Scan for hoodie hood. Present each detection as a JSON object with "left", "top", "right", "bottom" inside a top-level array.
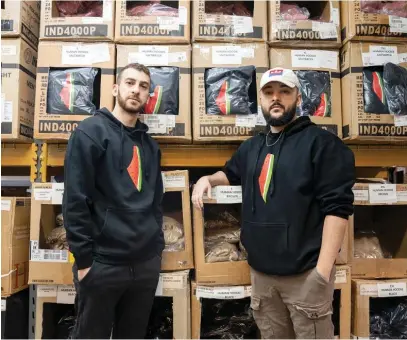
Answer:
[{"left": 96, "top": 108, "right": 149, "bottom": 172}]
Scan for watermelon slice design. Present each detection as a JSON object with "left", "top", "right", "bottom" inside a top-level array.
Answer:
[
  {"left": 258, "top": 154, "right": 275, "bottom": 203},
  {"left": 127, "top": 145, "right": 143, "bottom": 192},
  {"left": 145, "top": 85, "right": 163, "bottom": 114},
  {"left": 60, "top": 72, "right": 75, "bottom": 112},
  {"left": 372, "top": 71, "right": 386, "bottom": 105},
  {"left": 215, "top": 80, "right": 231, "bottom": 115},
  {"left": 315, "top": 92, "right": 329, "bottom": 117}
]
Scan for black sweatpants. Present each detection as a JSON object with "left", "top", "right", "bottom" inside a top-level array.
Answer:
[{"left": 72, "top": 255, "right": 161, "bottom": 339}]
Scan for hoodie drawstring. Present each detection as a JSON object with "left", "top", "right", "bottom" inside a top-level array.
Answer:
[{"left": 120, "top": 124, "right": 125, "bottom": 172}]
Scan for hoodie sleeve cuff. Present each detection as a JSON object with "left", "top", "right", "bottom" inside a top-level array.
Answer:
[{"left": 75, "top": 253, "right": 94, "bottom": 270}]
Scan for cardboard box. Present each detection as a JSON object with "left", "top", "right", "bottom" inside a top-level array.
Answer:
[
  {"left": 351, "top": 183, "right": 407, "bottom": 279},
  {"left": 192, "top": 186, "right": 251, "bottom": 286},
  {"left": 341, "top": 1, "right": 407, "bottom": 45},
  {"left": 269, "top": 1, "right": 341, "bottom": 47},
  {"left": 1, "top": 1, "right": 40, "bottom": 49},
  {"left": 34, "top": 271, "right": 191, "bottom": 339},
  {"left": 1, "top": 198, "right": 30, "bottom": 297},
  {"left": 116, "top": 45, "right": 192, "bottom": 143},
  {"left": 334, "top": 266, "right": 351, "bottom": 339},
  {"left": 34, "top": 41, "right": 115, "bottom": 140},
  {"left": 29, "top": 183, "right": 73, "bottom": 285},
  {"left": 192, "top": 43, "right": 268, "bottom": 143},
  {"left": 192, "top": 0, "right": 267, "bottom": 43},
  {"left": 161, "top": 171, "right": 194, "bottom": 271},
  {"left": 269, "top": 47, "right": 342, "bottom": 138},
  {"left": 115, "top": 0, "right": 190, "bottom": 43},
  {"left": 40, "top": 0, "right": 114, "bottom": 41},
  {"left": 351, "top": 278, "right": 407, "bottom": 338},
  {"left": 341, "top": 42, "right": 407, "bottom": 142},
  {"left": 1, "top": 38, "right": 37, "bottom": 142}
]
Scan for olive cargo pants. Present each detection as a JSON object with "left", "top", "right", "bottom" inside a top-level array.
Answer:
[{"left": 250, "top": 266, "right": 335, "bottom": 339}]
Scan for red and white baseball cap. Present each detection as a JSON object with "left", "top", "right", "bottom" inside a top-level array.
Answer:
[{"left": 260, "top": 68, "right": 300, "bottom": 90}]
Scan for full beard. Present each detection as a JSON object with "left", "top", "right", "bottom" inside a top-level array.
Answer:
[
  {"left": 117, "top": 90, "right": 144, "bottom": 115},
  {"left": 262, "top": 103, "right": 297, "bottom": 127}
]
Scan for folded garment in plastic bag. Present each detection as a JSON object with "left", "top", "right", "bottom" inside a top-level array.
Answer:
[
  {"left": 56, "top": 1, "right": 103, "bottom": 17},
  {"left": 146, "top": 296, "right": 173, "bottom": 339},
  {"left": 205, "top": 1, "right": 252, "bottom": 17},
  {"left": 56, "top": 213, "right": 64, "bottom": 227},
  {"left": 47, "top": 68, "right": 98, "bottom": 115},
  {"left": 205, "top": 226, "right": 241, "bottom": 244},
  {"left": 384, "top": 63, "right": 407, "bottom": 116},
  {"left": 360, "top": 1, "right": 407, "bottom": 18},
  {"left": 354, "top": 230, "right": 387, "bottom": 259},
  {"left": 127, "top": 1, "right": 179, "bottom": 17},
  {"left": 280, "top": 3, "right": 310, "bottom": 20},
  {"left": 295, "top": 71, "right": 331, "bottom": 117},
  {"left": 47, "top": 226, "right": 69, "bottom": 251},
  {"left": 162, "top": 216, "right": 185, "bottom": 251},
  {"left": 145, "top": 67, "right": 179, "bottom": 115},
  {"left": 363, "top": 68, "right": 390, "bottom": 114},
  {"left": 205, "top": 66, "right": 256, "bottom": 115},
  {"left": 56, "top": 310, "right": 76, "bottom": 339},
  {"left": 205, "top": 242, "right": 240, "bottom": 263}
]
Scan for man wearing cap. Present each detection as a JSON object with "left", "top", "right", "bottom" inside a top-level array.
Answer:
[{"left": 192, "top": 68, "right": 355, "bottom": 339}]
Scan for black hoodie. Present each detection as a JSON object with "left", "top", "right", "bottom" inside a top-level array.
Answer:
[
  {"left": 223, "top": 116, "right": 355, "bottom": 276},
  {"left": 63, "top": 108, "right": 164, "bottom": 270}
]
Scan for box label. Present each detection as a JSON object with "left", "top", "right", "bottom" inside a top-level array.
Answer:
[
  {"left": 276, "top": 28, "right": 337, "bottom": 41},
  {"left": 45, "top": 25, "right": 108, "bottom": 37},
  {"left": 235, "top": 115, "right": 257, "bottom": 128},
  {"left": 57, "top": 286, "right": 76, "bottom": 304},
  {"left": 200, "top": 124, "right": 253, "bottom": 137},
  {"left": 31, "top": 241, "right": 69, "bottom": 263},
  {"left": 330, "top": 5, "right": 340, "bottom": 26},
  {"left": 378, "top": 282, "right": 407, "bottom": 297},
  {"left": 196, "top": 286, "right": 246, "bottom": 300},
  {"left": 1, "top": 45, "right": 16, "bottom": 56},
  {"left": 397, "top": 191, "right": 407, "bottom": 202},
  {"left": 356, "top": 24, "right": 407, "bottom": 37},
  {"left": 359, "top": 124, "right": 407, "bottom": 137},
  {"left": 178, "top": 6, "right": 188, "bottom": 25},
  {"left": 62, "top": 44, "right": 110, "bottom": 65},
  {"left": 212, "top": 46, "right": 242, "bottom": 65},
  {"left": 164, "top": 174, "right": 185, "bottom": 189},
  {"left": 335, "top": 269, "right": 347, "bottom": 284},
  {"left": 399, "top": 53, "right": 407, "bottom": 64},
  {"left": 143, "top": 115, "right": 168, "bottom": 134},
  {"left": 369, "top": 184, "right": 397, "bottom": 204},
  {"left": 291, "top": 50, "right": 338, "bottom": 70},
  {"left": 103, "top": 0, "right": 113, "bottom": 21},
  {"left": 1, "top": 299, "right": 6, "bottom": 312},
  {"left": 216, "top": 186, "right": 242, "bottom": 204},
  {"left": 312, "top": 21, "right": 337, "bottom": 39},
  {"left": 1, "top": 98, "right": 13, "bottom": 123},
  {"left": 353, "top": 189, "right": 369, "bottom": 202},
  {"left": 199, "top": 24, "right": 261, "bottom": 38},
  {"left": 157, "top": 16, "right": 180, "bottom": 31},
  {"left": 129, "top": 46, "right": 169, "bottom": 66},
  {"left": 389, "top": 16, "right": 407, "bottom": 33},
  {"left": 155, "top": 275, "right": 164, "bottom": 296},
  {"left": 360, "top": 284, "right": 378, "bottom": 296},
  {"left": 368, "top": 45, "right": 399, "bottom": 66},
  {"left": 34, "top": 188, "right": 52, "bottom": 201},
  {"left": 37, "top": 285, "right": 58, "bottom": 297},
  {"left": 394, "top": 115, "right": 407, "bottom": 127},
  {"left": 1, "top": 200, "right": 11, "bottom": 211},
  {"left": 231, "top": 16, "right": 253, "bottom": 34},
  {"left": 120, "top": 24, "right": 184, "bottom": 37},
  {"left": 52, "top": 183, "right": 64, "bottom": 205},
  {"left": 168, "top": 52, "right": 187, "bottom": 63},
  {"left": 257, "top": 106, "right": 267, "bottom": 126},
  {"left": 162, "top": 274, "right": 186, "bottom": 290}
]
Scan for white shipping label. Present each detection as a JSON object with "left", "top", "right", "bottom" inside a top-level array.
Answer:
[
  {"left": 212, "top": 46, "right": 242, "bottom": 65},
  {"left": 164, "top": 174, "right": 185, "bottom": 189},
  {"left": 90, "top": 44, "right": 110, "bottom": 64},
  {"left": 235, "top": 115, "right": 257, "bottom": 128},
  {"left": 103, "top": 0, "right": 113, "bottom": 20},
  {"left": 157, "top": 16, "right": 180, "bottom": 31},
  {"left": 312, "top": 21, "right": 337, "bottom": 39},
  {"left": 57, "top": 286, "right": 76, "bottom": 304},
  {"left": 166, "top": 115, "right": 176, "bottom": 128},
  {"left": 292, "top": 50, "right": 320, "bottom": 68},
  {"left": 2, "top": 101, "right": 13, "bottom": 123},
  {"left": 52, "top": 183, "right": 64, "bottom": 205},
  {"left": 241, "top": 48, "right": 254, "bottom": 59},
  {"left": 216, "top": 186, "right": 242, "bottom": 204},
  {"left": 368, "top": 46, "right": 399, "bottom": 66},
  {"left": 1, "top": 299, "right": 6, "bottom": 312},
  {"left": 178, "top": 6, "right": 188, "bottom": 25},
  {"left": 335, "top": 269, "right": 347, "bottom": 284},
  {"left": 162, "top": 274, "right": 186, "bottom": 290},
  {"left": 244, "top": 286, "right": 252, "bottom": 297},
  {"left": 353, "top": 189, "right": 369, "bottom": 202},
  {"left": 1, "top": 93, "right": 5, "bottom": 118},
  {"left": 62, "top": 44, "right": 110, "bottom": 65},
  {"left": 330, "top": 6, "right": 340, "bottom": 26},
  {"left": 378, "top": 282, "right": 407, "bottom": 297},
  {"left": 319, "top": 51, "right": 339, "bottom": 70},
  {"left": 37, "top": 285, "right": 58, "bottom": 297},
  {"left": 257, "top": 106, "right": 267, "bottom": 126},
  {"left": 1, "top": 200, "right": 11, "bottom": 211},
  {"left": 168, "top": 52, "right": 187, "bottom": 63},
  {"left": 399, "top": 53, "right": 407, "bottom": 64},
  {"left": 232, "top": 16, "right": 253, "bottom": 34},
  {"left": 155, "top": 275, "right": 164, "bottom": 296},
  {"left": 394, "top": 115, "right": 407, "bottom": 127},
  {"left": 196, "top": 286, "right": 246, "bottom": 300},
  {"left": 362, "top": 52, "right": 375, "bottom": 67},
  {"left": 397, "top": 191, "right": 407, "bottom": 202},
  {"left": 144, "top": 115, "right": 167, "bottom": 134},
  {"left": 389, "top": 15, "right": 407, "bottom": 33},
  {"left": 1, "top": 45, "right": 17, "bottom": 56},
  {"left": 31, "top": 249, "right": 69, "bottom": 263},
  {"left": 34, "top": 188, "right": 52, "bottom": 201},
  {"left": 368, "top": 184, "right": 397, "bottom": 204},
  {"left": 137, "top": 46, "right": 169, "bottom": 66},
  {"left": 360, "top": 284, "right": 378, "bottom": 296}
]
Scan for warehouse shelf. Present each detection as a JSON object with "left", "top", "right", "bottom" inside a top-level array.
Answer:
[{"left": 1, "top": 143, "right": 38, "bottom": 181}]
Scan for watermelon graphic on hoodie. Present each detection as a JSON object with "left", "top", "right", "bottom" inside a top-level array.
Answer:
[
  {"left": 258, "top": 154, "right": 275, "bottom": 203},
  {"left": 363, "top": 68, "right": 389, "bottom": 114}
]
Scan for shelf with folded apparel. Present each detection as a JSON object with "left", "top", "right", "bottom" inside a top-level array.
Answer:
[
  {"left": 31, "top": 142, "right": 407, "bottom": 182},
  {"left": 1, "top": 143, "right": 38, "bottom": 181}
]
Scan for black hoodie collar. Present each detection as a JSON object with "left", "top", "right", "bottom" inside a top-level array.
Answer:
[
  {"left": 96, "top": 108, "right": 149, "bottom": 134},
  {"left": 260, "top": 116, "right": 314, "bottom": 137}
]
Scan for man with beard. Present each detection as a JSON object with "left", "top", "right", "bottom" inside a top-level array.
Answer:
[
  {"left": 192, "top": 68, "right": 355, "bottom": 339},
  {"left": 63, "top": 63, "right": 164, "bottom": 339}
]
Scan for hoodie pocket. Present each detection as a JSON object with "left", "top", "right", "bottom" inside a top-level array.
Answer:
[
  {"left": 96, "top": 208, "right": 160, "bottom": 259},
  {"left": 242, "top": 221, "right": 288, "bottom": 262}
]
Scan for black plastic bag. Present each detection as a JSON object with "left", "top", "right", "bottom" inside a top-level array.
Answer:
[
  {"left": 47, "top": 67, "right": 99, "bottom": 115},
  {"left": 146, "top": 296, "right": 173, "bottom": 339},
  {"left": 295, "top": 70, "right": 331, "bottom": 117},
  {"left": 363, "top": 67, "right": 389, "bottom": 114},
  {"left": 205, "top": 66, "right": 256, "bottom": 116},
  {"left": 384, "top": 62, "right": 407, "bottom": 116},
  {"left": 145, "top": 67, "right": 179, "bottom": 115}
]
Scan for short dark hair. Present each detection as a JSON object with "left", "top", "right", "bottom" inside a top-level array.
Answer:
[{"left": 117, "top": 63, "right": 150, "bottom": 83}]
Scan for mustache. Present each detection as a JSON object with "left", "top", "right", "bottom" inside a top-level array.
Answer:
[{"left": 270, "top": 103, "right": 284, "bottom": 110}]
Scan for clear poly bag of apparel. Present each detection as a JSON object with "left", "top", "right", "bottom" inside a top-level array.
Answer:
[
  {"left": 126, "top": 1, "right": 179, "bottom": 17},
  {"left": 55, "top": 1, "right": 103, "bottom": 17},
  {"left": 280, "top": 3, "right": 310, "bottom": 20},
  {"left": 47, "top": 67, "right": 99, "bottom": 115},
  {"left": 360, "top": 1, "right": 407, "bottom": 17},
  {"left": 145, "top": 67, "right": 179, "bottom": 115},
  {"left": 162, "top": 216, "right": 185, "bottom": 252},
  {"left": 295, "top": 71, "right": 331, "bottom": 117},
  {"left": 204, "top": 1, "right": 253, "bottom": 17},
  {"left": 383, "top": 62, "right": 407, "bottom": 116},
  {"left": 363, "top": 67, "right": 389, "bottom": 114},
  {"left": 205, "top": 66, "right": 256, "bottom": 116}
]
